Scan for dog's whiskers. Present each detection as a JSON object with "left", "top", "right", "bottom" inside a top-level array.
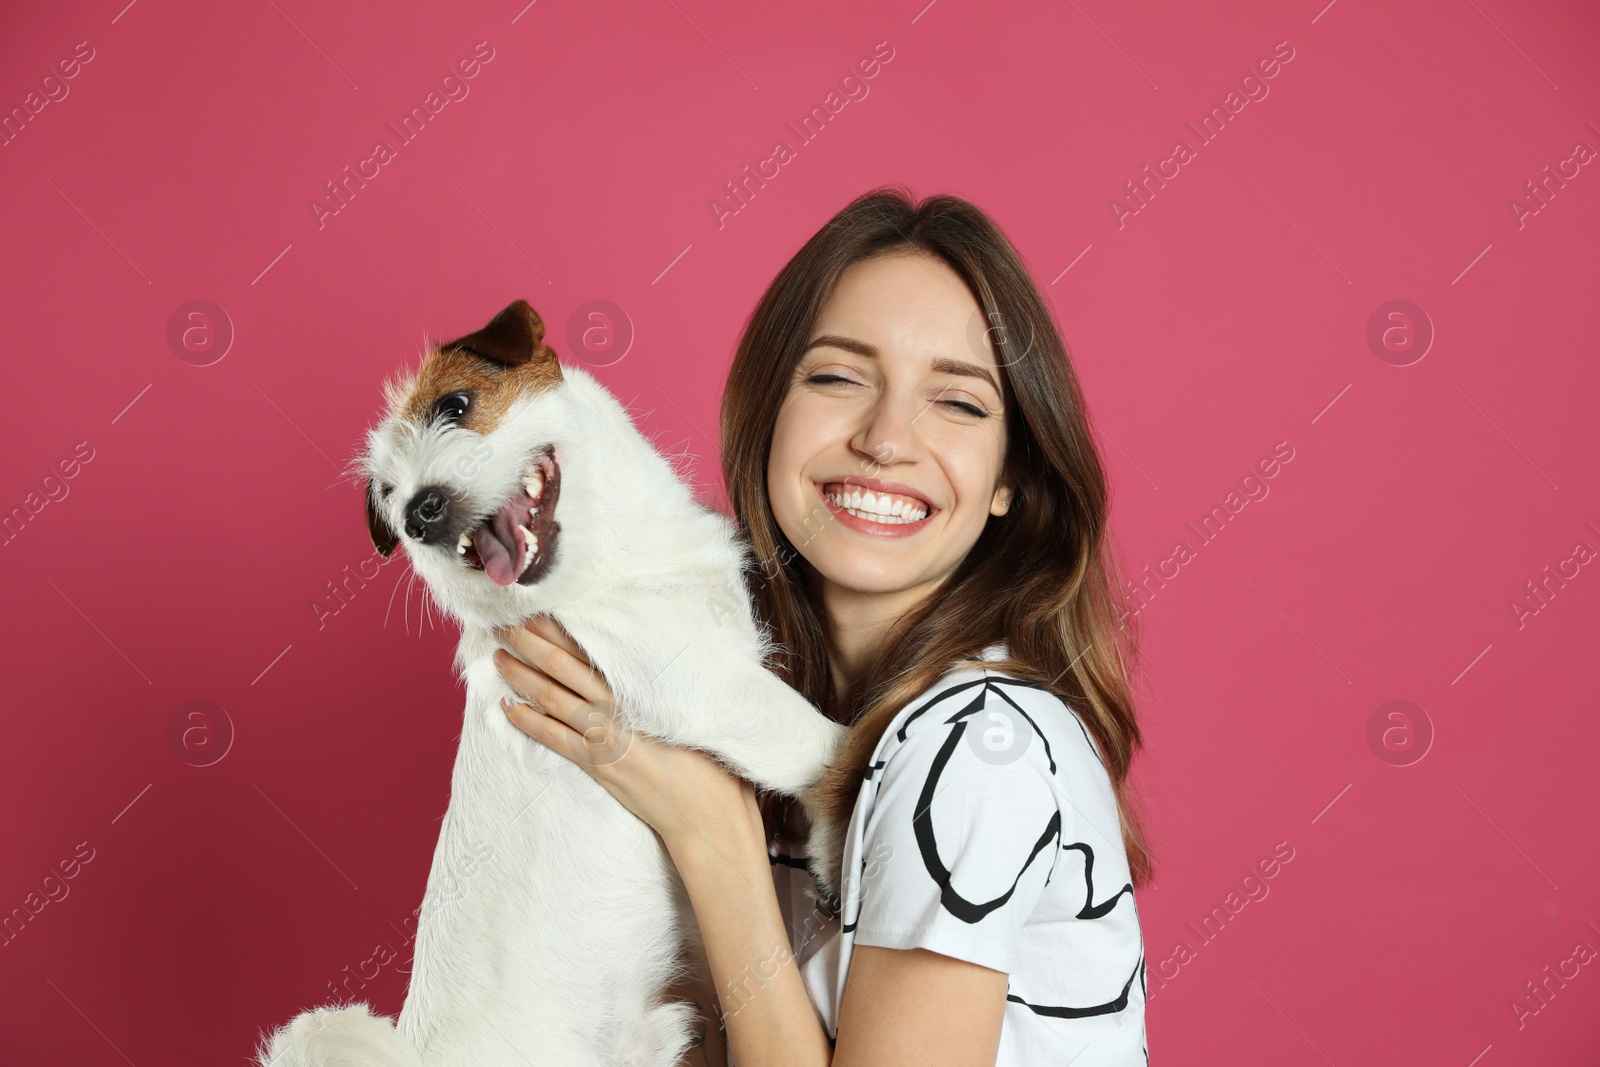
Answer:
[
  {"left": 383, "top": 558, "right": 414, "bottom": 630},
  {"left": 413, "top": 572, "right": 430, "bottom": 638},
  {"left": 404, "top": 567, "right": 446, "bottom": 639},
  {"left": 404, "top": 566, "right": 419, "bottom": 637},
  {"left": 420, "top": 576, "right": 440, "bottom": 636}
]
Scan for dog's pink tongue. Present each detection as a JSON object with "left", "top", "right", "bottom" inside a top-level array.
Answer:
[
  {"left": 472, "top": 519, "right": 519, "bottom": 586},
  {"left": 472, "top": 492, "right": 533, "bottom": 586}
]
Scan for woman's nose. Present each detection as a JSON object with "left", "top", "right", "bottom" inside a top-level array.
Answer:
[{"left": 850, "top": 391, "right": 920, "bottom": 467}]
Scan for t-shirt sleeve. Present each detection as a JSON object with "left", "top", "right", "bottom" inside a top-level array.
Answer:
[{"left": 850, "top": 691, "right": 1064, "bottom": 974}]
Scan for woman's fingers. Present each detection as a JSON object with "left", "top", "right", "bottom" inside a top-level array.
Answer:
[
  {"left": 501, "top": 691, "right": 633, "bottom": 771},
  {"left": 498, "top": 617, "right": 614, "bottom": 708},
  {"left": 493, "top": 643, "right": 626, "bottom": 760},
  {"left": 494, "top": 647, "right": 586, "bottom": 728},
  {"left": 500, "top": 696, "right": 560, "bottom": 746},
  {"left": 501, "top": 698, "right": 590, "bottom": 765},
  {"left": 493, "top": 615, "right": 633, "bottom": 771},
  {"left": 528, "top": 614, "right": 589, "bottom": 665}
]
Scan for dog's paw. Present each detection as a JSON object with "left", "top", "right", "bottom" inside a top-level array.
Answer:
[
  {"left": 802, "top": 809, "right": 848, "bottom": 909},
  {"left": 255, "top": 1002, "right": 422, "bottom": 1067}
]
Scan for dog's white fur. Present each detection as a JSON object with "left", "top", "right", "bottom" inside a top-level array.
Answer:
[{"left": 255, "top": 347, "right": 845, "bottom": 1066}]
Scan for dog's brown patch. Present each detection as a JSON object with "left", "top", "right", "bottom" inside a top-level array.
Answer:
[{"left": 400, "top": 299, "right": 564, "bottom": 436}]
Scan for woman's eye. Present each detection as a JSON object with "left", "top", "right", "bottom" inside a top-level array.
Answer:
[
  {"left": 937, "top": 396, "right": 990, "bottom": 418},
  {"left": 806, "top": 374, "right": 992, "bottom": 419}
]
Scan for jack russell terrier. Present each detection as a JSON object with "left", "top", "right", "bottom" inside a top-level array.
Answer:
[{"left": 255, "top": 299, "right": 845, "bottom": 1067}]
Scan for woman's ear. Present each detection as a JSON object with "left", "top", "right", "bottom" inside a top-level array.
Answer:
[{"left": 989, "top": 478, "right": 1014, "bottom": 517}]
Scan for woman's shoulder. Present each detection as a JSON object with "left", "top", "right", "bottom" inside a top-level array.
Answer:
[{"left": 871, "top": 643, "right": 1107, "bottom": 779}]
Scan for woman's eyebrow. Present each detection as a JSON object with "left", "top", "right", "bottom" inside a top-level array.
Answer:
[{"left": 804, "top": 335, "right": 1000, "bottom": 394}]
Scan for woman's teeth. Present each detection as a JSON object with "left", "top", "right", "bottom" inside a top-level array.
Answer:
[{"left": 823, "top": 486, "right": 928, "bottom": 524}]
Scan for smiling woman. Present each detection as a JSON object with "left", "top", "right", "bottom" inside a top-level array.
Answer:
[
  {"left": 494, "top": 186, "right": 1154, "bottom": 1067},
  {"left": 721, "top": 187, "right": 1154, "bottom": 1064}
]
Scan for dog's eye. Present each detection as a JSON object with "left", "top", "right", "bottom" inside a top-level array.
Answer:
[
  {"left": 436, "top": 392, "right": 471, "bottom": 424},
  {"left": 380, "top": 484, "right": 394, "bottom": 500}
]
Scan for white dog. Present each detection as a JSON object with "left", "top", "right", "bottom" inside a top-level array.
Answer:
[{"left": 255, "top": 300, "right": 845, "bottom": 1067}]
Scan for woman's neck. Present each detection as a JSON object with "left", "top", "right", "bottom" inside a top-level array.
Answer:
[{"left": 818, "top": 576, "right": 939, "bottom": 703}]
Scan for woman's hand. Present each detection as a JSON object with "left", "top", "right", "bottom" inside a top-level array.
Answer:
[{"left": 491, "top": 615, "right": 764, "bottom": 856}]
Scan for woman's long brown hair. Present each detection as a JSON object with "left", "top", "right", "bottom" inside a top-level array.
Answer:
[{"left": 720, "top": 186, "right": 1154, "bottom": 889}]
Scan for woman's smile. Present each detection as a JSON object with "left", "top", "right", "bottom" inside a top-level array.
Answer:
[{"left": 815, "top": 477, "right": 936, "bottom": 537}]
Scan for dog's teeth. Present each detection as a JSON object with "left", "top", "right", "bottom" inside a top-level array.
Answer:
[
  {"left": 457, "top": 532, "right": 472, "bottom": 555},
  {"left": 523, "top": 472, "right": 545, "bottom": 499},
  {"left": 517, "top": 525, "right": 538, "bottom": 572}
]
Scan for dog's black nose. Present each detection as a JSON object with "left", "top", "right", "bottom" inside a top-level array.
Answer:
[{"left": 404, "top": 486, "right": 454, "bottom": 543}]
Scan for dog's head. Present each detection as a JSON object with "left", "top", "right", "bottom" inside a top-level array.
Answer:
[{"left": 361, "top": 300, "right": 574, "bottom": 613}]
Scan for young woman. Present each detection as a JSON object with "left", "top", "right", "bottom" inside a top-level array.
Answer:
[{"left": 491, "top": 187, "right": 1154, "bottom": 1065}]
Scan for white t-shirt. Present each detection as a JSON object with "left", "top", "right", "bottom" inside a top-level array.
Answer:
[{"left": 768, "top": 647, "right": 1149, "bottom": 1064}]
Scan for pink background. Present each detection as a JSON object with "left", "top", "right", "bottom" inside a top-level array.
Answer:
[{"left": 2, "top": 0, "right": 1597, "bottom": 1063}]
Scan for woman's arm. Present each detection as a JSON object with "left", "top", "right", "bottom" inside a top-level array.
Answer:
[
  {"left": 672, "top": 815, "right": 1009, "bottom": 1067},
  {"left": 665, "top": 787, "right": 832, "bottom": 1067},
  {"left": 493, "top": 617, "right": 1008, "bottom": 1066},
  {"left": 835, "top": 946, "right": 1007, "bottom": 1066}
]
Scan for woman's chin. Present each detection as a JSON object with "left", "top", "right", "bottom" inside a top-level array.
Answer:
[{"left": 812, "top": 561, "right": 942, "bottom": 602}]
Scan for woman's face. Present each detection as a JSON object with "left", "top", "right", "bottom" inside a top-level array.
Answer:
[{"left": 767, "top": 251, "right": 1012, "bottom": 606}]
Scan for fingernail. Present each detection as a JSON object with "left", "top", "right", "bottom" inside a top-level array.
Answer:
[{"left": 500, "top": 695, "right": 514, "bottom": 709}]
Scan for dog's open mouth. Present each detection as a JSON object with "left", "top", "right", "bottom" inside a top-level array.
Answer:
[{"left": 457, "top": 449, "right": 561, "bottom": 586}]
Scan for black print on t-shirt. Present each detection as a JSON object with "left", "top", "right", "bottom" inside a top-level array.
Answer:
[
  {"left": 913, "top": 684, "right": 1063, "bottom": 923},
  {"left": 904, "top": 676, "right": 1146, "bottom": 1022}
]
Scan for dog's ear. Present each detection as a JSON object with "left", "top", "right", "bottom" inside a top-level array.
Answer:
[
  {"left": 366, "top": 482, "right": 398, "bottom": 558},
  {"left": 440, "top": 299, "right": 560, "bottom": 371}
]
